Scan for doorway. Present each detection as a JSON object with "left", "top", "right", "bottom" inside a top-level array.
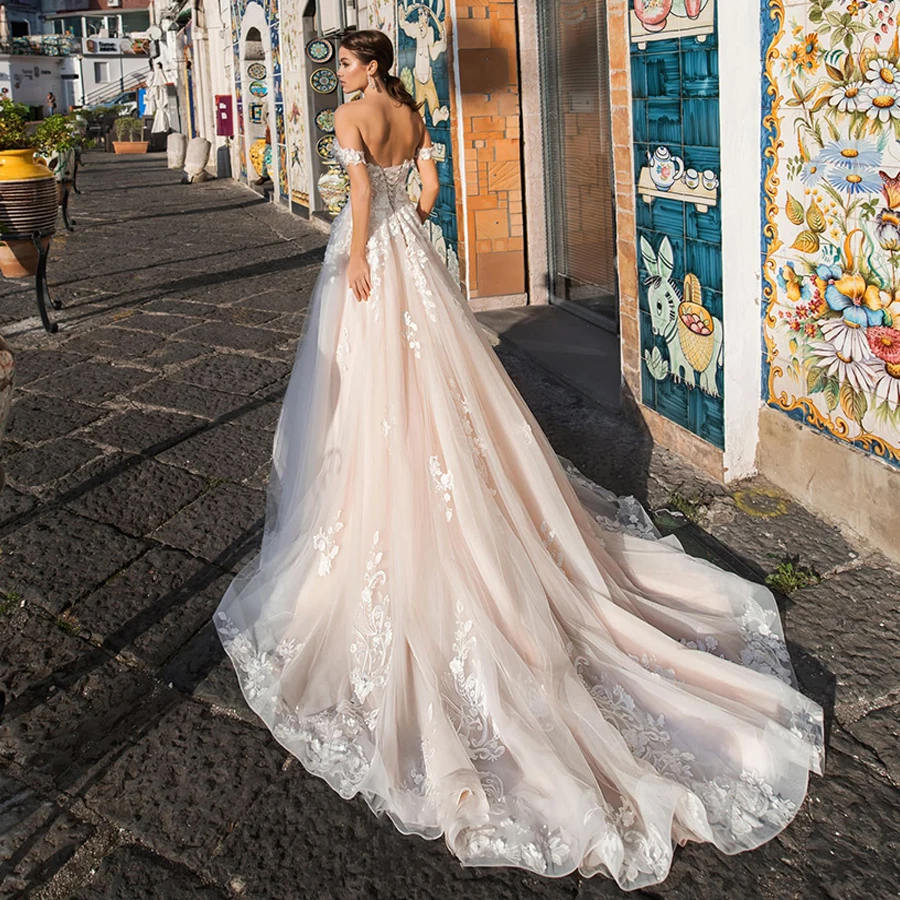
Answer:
[{"left": 537, "top": 0, "right": 618, "bottom": 334}]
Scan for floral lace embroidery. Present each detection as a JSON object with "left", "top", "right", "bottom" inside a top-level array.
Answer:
[
  {"left": 444, "top": 599, "right": 506, "bottom": 761},
  {"left": 336, "top": 326, "right": 350, "bottom": 373},
  {"left": 679, "top": 597, "right": 795, "bottom": 685},
  {"left": 214, "top": 611, "right": 306, "bottom": 705},
  {"left": 312, "top": 511, "right": 344, "bottom": 576},
  {"left": 380, "top": 413, "right": 395, "bottom": 450},
  {"left": 519, "top": 421, "right": 535, "bottom": 445},
  {"left": 567, "top": 639, "right": 801, "bottom": 853},
  {"left": 349, "top": 531, "right": 393, "bottom": 729},
  {"left": 447, "top": 376, "right": 497, "bottom": 497},
  {"left": 417, "top": 145, "right": 435, "bottom": 161},
  {"left": 539, "top": 520, "right": 565, "bottom": 569},
  {"left": 272, "top": 699, "right": 371, "bottom": 799},
  {"left": 429, "top": 455, "right": 454, "bottom": 522},
  {"left": 561, "top": 461, "right": 660, "bottom": 541},
  {"left": 403, "top": 310, "right": 421, "bottom": 358},
  {"left": 335, "top": 144, "right": 366, "bottom": 167}
]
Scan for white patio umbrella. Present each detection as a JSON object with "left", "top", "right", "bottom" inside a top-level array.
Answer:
[{"left": 146, "top": 64, "right": 171, "bottom": 134}]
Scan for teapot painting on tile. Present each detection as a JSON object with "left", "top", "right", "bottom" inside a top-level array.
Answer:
[{"left": 631, "top": 0, "right": 715, "bottom": 46}]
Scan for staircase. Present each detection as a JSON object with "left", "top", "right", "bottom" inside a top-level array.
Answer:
[{"left": 81, "top": 69, "right": 149, "bottom": 107}]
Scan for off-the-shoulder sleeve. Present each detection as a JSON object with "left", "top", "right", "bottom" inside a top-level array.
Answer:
[
  {"left": 334, "top": 144, "right": 366, "bottom": 167},
  {"left": 416, "top": 144, "right": 434, "bottom": 161}
]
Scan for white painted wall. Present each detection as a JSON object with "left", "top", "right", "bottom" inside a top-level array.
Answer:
[
  {"left": 719, "top": 5, "right": 762, "bottom": 482},
  {"left": 0, "top": 56, "right": 65, "bottom": 109}
]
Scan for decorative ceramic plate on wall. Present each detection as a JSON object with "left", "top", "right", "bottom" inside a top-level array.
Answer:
[
  {"left": 247, "top": 61, "right": 267, "bottom": 80},
  {"left": 316, "top": 134, "right": 336, "bottom": 161},
  {"left": 248, "top": 80, "right": 268, "bottom": 98},
  {"left": 306, "top": 39, "right": 333, "bottom": 63},
  {"left": 315, "top": 108, "right": 335, "bottom": 133},
  {"left": 310, "top": 67, "right": 338, "bottom": 94}
]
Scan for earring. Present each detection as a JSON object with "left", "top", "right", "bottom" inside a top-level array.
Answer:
[{"left": 367, "top": 72, "right": 376, "bottom": 91}]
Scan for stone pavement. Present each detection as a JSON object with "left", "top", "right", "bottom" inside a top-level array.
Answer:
[{"left": 0, "top": 154, "right": 897, "bottom": 900}]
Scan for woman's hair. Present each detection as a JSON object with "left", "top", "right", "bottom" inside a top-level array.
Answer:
[{"left": 340, "top": 30, "right": 423, "bottom": 112}]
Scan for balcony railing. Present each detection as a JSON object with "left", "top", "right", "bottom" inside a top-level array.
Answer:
[{"left": 0, "top": 35, "right": 82, "bottom": 57}]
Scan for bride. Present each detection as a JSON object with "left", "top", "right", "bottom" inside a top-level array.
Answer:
[{"left": 214, "top": 29, "right": 825, "bottom": 891}]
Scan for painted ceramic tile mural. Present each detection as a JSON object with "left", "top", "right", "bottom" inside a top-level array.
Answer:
[
  {"left": 763, "top": 0, "right": 900, "bottom": 467},
  {"left": 397, "top": 0, "right": 459, "bottom": 282},
  {"left": 631, "top": 0, "right": 724, "bottom": 448},
  {"left": 230, "top": 0, "right": 285, "bottom": 192},
  {"left": 280, "top": 0, "right": 310, "bottom": 207}
]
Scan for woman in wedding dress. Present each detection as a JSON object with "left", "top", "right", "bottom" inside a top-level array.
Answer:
[{"left": 214, "top": 29, "right": 825, "bottom": 891}]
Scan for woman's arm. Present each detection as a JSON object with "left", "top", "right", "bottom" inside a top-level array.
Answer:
[
  {"left": 415, "top": 128, "right": 439, "bottom": 225},
  {"left": 334, "top": 106, "right": 373, "bottom": 301}
]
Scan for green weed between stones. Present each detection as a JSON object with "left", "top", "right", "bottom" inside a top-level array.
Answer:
[
  {"left": 764, "top": 557, "right": 821, "bottom": 595},
  {"left": 666, "top": 490, "right": 706, "bottom": 523},
  {"left": 0, "top": 589, "right": 22, "bottom": 615},
  {"left": 55, "top": 613, "right": 81, "bottom": 635}
]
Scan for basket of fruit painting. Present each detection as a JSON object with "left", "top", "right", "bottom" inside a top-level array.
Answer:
[{"left": 677, "top": 298, "right": 715, "bottom": 372}]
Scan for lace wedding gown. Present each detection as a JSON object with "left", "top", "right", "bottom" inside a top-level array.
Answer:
[{"left": 214, "top": 141, "right": 825, "bottom": 891}]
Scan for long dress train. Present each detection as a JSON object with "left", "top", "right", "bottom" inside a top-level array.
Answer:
[{"left": 213, "top": 141, "right": 825, "bottom": 892}]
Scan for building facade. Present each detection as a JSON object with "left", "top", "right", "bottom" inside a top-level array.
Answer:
[{"left": 175, "top": 0, "right": 900, "bottom": 561}]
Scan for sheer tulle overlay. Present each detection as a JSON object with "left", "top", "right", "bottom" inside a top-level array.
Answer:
[{"left": 214, "top": 142, "right": 825, "bottom": 891}]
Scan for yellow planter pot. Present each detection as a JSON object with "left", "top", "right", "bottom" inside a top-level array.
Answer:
[{"left": 0, "top": 148, "right": 52, "bottom": 181}]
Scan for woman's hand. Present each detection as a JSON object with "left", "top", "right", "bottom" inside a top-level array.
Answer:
[
  {"left": 348, "top": 253, "right": 371, "bottom": 302},
  {"left": 415, "top": 204, "right": 430, "bottom": 225}
]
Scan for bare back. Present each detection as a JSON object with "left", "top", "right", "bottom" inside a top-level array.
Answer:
[{"left": 342, "top": 96, "right": 425, "bottom": 168}]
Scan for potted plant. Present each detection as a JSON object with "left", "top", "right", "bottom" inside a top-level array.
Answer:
[
  {"left": 0, "top": 99, "right": 57, "bottom": 278},
  {"left": 112, "top": 116, "right": 148, "bottom": 154},
  {"left": 34, "top": 113, "right": 79, "bottom": 202}
]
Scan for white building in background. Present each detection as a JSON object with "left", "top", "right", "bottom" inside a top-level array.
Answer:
[{"left": 0, "top": 0, "right": 156, "bottom": 113}]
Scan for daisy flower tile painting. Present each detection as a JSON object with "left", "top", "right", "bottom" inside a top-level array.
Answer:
[{"left": 764, "top": 0, "right": 900, "bottom": 466}]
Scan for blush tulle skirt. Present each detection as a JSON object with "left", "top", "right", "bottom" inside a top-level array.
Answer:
[{"left": 214, "top": 199, "right": 825, "bottom": 891}]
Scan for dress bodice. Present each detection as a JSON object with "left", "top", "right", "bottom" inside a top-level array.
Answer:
[{"left": 333, "top": 141, "right": 433, "bottom": 220}]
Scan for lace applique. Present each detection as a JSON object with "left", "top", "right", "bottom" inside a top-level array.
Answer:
[
  {"left": 417, "top": 145, "right": 435, "bottom": 161},
  {"left": 443, "top": 599, "right": 506, "bottom": 761},
  {"left": 349, "top": 531, "right": 393, "bottom": 728},
  {"left": 539, "top": 521, "right": 565, "bottom": 570},
  {"left": 215, "top": 612, "right": 306, "bottom": 704},
  {"left": 428, "top": 455, "right": 454, "bottom": 522},
  {"left": 312, "top": 511, "right": 344, "bottom": 576},
  {"left": 380, "top": 413, "right": 395, "bottom": 448},
  {"left": 628, "top": 652, "right": 678, "bottom": 683},
  {"left": 447, "top": 376, "right": 498, "bottom": 497},
  {"left": 561, "top": 461, "right": 659, "bottom": 541},
  {"left": 335, "top": 144, "right": 366, "bottom": 167},
  {"left": 272, "top": 699, "right": 371, "bottom": 798},
  {"left": 336, "top": 326, "right": 350, "bottom": 372},
  {"left": 519, "top": 422, "right": 534, "bottom": 445},
  {"left": 402, "top": 310, "right": 421, "bottom": 358},
  {"left": 366, "top": 240, "right": 387, "bottom": 321},
  {"left": 403, "top": 237, "right": 438, "bottom": 322},
  {"left": 567, "top": 639, "right": 801, "bottom": 856},
  {"left": 678, "top": 598, "right": 795, "bottom": 685}
]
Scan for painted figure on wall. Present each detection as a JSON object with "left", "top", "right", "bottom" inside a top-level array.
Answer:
[
  {"left": 763, "top": 0, "right": 900, "bottom": 466},
  {"left": 400, "top": 3, "right": 449, "bottom": 125}
]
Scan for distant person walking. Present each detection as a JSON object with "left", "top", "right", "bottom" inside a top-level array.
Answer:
[{"left": 46, "top": 92, "right": 57, "bottom": 118}]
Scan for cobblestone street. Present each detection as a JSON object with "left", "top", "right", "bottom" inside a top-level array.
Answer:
[{"left": 0, "top": 155, "right": 897, "bottom": 899}]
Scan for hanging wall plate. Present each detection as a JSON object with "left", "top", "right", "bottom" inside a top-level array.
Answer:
[
  {"left": 306, "top": 39, "right": 333, "bottom": 63},
  {"left": 310, "top": 67, "right": 338, "bottom": 94},
  {"left": 247, "top": 61, "right": 267, "bottom": 80},
  {"left": 316, "top": 134, "right": 336, "bottom": 160},
  {"left": 248, "top": 80, "right": 268, "bottom": 98},
  {"left": 315, "top": 108, "right": 335, "bottom": 133}
]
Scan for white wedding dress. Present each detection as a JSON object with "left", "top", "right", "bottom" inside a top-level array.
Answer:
[{"left": 214, "top": 141, "right": 825, "bottom": 891}]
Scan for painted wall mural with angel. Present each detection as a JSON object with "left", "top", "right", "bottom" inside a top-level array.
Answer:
[{"left": 398, "top": 0, "right": 459, "bottom": 282}]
